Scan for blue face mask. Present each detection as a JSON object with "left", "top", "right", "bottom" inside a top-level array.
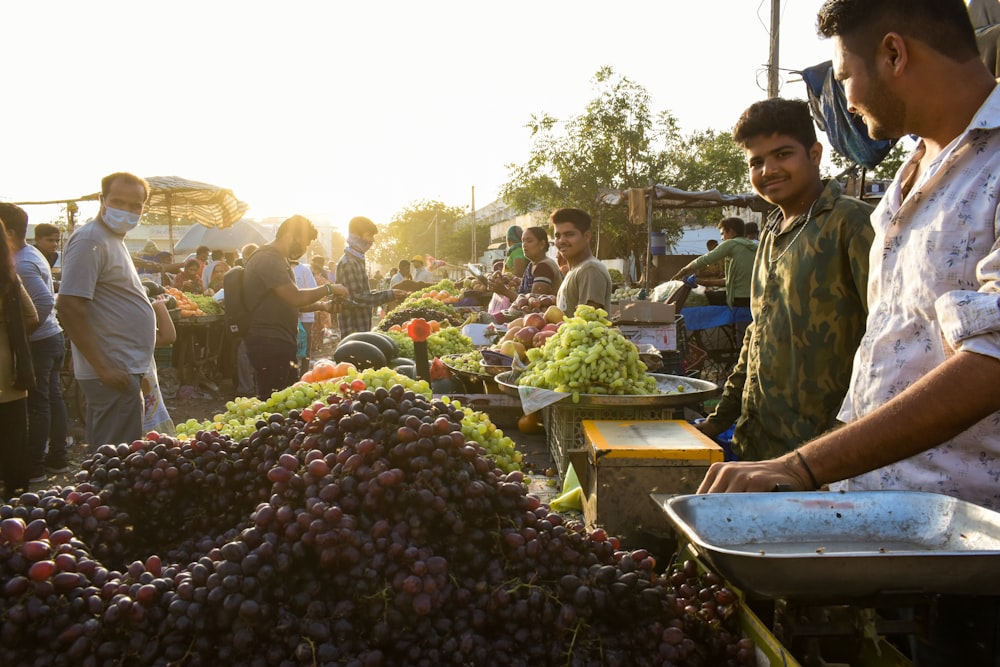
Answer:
[{"left": 102, "top": 205, "right": 142, "bottom": 234}]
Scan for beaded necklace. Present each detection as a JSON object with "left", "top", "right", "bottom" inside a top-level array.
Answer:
[{"left": 767, "top": 199, "right": 817, "bottom": 265}]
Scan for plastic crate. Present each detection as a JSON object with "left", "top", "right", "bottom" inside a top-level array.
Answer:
[{"left": 542, "top": 402, "right": 681, "bottom": 475}]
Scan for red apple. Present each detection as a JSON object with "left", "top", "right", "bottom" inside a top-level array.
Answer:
[
  {"left": 543, "top": 323, "right": 560, "bottom": 333},
  {"left": 532, "top": 330, "right": 556, "bottom": 348},
  {"left": 524, "top": 312, "right": 546, "bottom": 330},
  {"left": 514, "top": 326, "right": 539, "bottom": 348}
]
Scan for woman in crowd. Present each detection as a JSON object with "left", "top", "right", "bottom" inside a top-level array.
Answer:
[
  {"left": 520, "top": 226, "right": 563, "bottom": 295},
  {"left": 0, "top": 221, "right": 39, "bottom": 497},
  {"left": 202, "top": 257, "right": 230, "bottom": 293},
  {"left": 490, "top": 226, "right": 562, "bottom": 300},
  {"left": 173, "top": 258, "right": 204, "bottom": 293},
  {"left": 504, "top": 224, "right": 528, "bottom": 278}
]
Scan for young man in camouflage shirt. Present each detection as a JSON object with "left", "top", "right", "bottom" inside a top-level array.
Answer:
[{"left": 696, "top": 98, "right": 874, "bottom": 461}]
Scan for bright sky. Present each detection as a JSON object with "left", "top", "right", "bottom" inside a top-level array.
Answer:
[{"left": 2, "top": 0, "right": 837, "bottom": 233}]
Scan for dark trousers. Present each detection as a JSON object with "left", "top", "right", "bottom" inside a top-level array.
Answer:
[
  {"left": 245, "top": 336, "right": 298, "bottom": 400},
  {"left": 0, "top": 398, "right": 29, "bottom": 498},
  {"left": 27, "top": 332, "right": 68, "bottom": 470}
]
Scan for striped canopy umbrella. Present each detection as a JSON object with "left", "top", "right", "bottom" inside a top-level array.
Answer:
[{"left": 142, "top": 175, "right": 249, "bottom": 230}]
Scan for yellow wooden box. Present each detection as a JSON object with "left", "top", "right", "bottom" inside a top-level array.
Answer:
[{"left": 570, "top": 420, "right": 723, "bottom": 549}]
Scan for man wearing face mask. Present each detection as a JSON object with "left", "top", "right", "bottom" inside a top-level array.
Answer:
[
  {"left": 243, "top": 215, "right": 349, "bottom": 399},
  {"left": 335, "top": 216, "right": 408, "bottom": 338},
  {"left": 57, "top": 172, "right": 157, "bottom": 450}
]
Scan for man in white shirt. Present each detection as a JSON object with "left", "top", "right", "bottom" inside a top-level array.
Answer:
[
  {"left": 411, "top": 255, "right": 436, "bottom": 283},
  {"left": 698, "top": 2, "right": 1000, "bottom": 659}
]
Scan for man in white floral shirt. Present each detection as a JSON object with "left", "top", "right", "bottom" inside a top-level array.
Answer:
[
  {"left": 700, "top": 0, "right": 1000, "bottom": 505},
  {"left": 699, "top": 0, "right": 1000, "bottom": 661}
]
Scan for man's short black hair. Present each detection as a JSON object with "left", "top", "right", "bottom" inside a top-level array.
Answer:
[
  {"left": 196, "top": 245, "right": 210, "bottom": 257},
  {"left": 719, "top": 217, "right": 746, "bottom": 237},
  {"left": 0, "top": 203, "right": 29, "bottom": 240},
  {"left": 817, "top": 0, "right": 979, "bottom": 63},
  {"left": 733, "top": 98, "right": 818, "bottom": 152},
  {"left": 275, "top": 215, "right": 317, "bottom": 242},
  {"left": 550, "top": 208, "right": 592, "bottom": 233},
  {"left": 34, "top": 223, "right": 60, "bottom": 239},
  {"left": 348, "top": 216, "right": 378, "bottom": 237}
]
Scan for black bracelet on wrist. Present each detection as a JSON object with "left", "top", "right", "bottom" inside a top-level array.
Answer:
[{"left": 794, "top": 449, "right": 820, "bottom": 490}]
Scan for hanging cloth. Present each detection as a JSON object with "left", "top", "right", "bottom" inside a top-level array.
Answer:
[
  {"left": 800, "top": 61, "right": 897, "bottom": 170},
  {"left": 627, "top": 188, "right": 647, "bottom": 226}
]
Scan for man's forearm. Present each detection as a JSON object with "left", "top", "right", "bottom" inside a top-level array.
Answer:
[{"left": 802, "top": 351, "right": 1000, "bottom": 486}]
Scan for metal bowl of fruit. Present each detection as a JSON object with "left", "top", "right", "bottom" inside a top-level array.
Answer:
[
  {"left": 479, "top": 349, "right": 514, "bottom": 377},
  {"left": 494, "top": 371, "right": 718, "bottom": 406},
  {"left": 441, "top": 353, "right": 492, "bottom": 384}
]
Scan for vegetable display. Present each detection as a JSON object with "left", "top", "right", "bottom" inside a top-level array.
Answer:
[
  {"left": 377, "top": 299, "right": 461, "bottom": 331},
  {"left": 0, "top": 380, "right": 752, "bottom": 665},
  {"left": 517, "top": 305, "right": 658, "bottom": 401}
]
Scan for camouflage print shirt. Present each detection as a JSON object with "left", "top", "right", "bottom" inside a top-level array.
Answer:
[{"left": 706, "top": 180, "right": 874, "bottom": 460}]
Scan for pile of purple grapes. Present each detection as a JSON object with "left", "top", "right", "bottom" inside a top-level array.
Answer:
[{"left": 0, "top": 383, "right": 754, "bottom": 666}]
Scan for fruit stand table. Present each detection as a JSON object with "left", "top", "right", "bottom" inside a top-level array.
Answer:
[{"left": 171, "top": 314, "right": 227, "bottom": 389}]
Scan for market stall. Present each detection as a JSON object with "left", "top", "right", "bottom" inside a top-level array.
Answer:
[{"left": 16, "top": 266, "right": 1000, "bottom": 666}]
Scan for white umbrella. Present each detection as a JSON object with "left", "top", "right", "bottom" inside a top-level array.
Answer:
[{"left": 173, "top": 219, "right": 268, "bottom": 254}]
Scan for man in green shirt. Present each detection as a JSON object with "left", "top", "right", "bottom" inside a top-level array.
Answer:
[
  {"left": 696, "top": 98, "right": 874, "bottom": 461},
  {"left": 672, "top": 217, "right": 758, "bottom": 308}
]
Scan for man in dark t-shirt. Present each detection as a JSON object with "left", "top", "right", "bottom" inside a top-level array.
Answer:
[{"left": 243, "top": 215, "right": 348, "bottom": 399}]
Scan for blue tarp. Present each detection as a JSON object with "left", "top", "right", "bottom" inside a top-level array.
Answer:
[
  {"left": 800, "top": 61, "right": 896, "bottom": 170},
  {"left": 681, "top": 306, "right": 752, "bottom": 332}
]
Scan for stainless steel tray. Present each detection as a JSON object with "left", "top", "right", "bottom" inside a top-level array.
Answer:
[
  {"left": 494, "top": 370, "right": 718, "bottom": 406},
  {"left": 655, "top": 491, "right": 1000, "bottom": 600}
]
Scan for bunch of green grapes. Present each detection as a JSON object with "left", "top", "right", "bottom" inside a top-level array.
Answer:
[
  {"left": 442, "top": 396, "right": 522, "bottom": 473},
  {"left": 409, "top": 278, "right": 458, "bottom": 299},
  {"left": 176, "top": 368, "right": 433, "bottom": 440},
  {"left": 427, "top": 327, "right": 475, "bottom": 358},
  {"left": 385, "top": 330, "right": 415, "bottom": 358},
  {"left": 442, "top": 350, "right": 483, "bottom": 375},
  {"left": 348, "top": 366, "right": 432, "bottom": 395},
  {"left": 186, "top": 293, "right": 223, "bottom": 315},
  {"left": 517, "top": 304, "right": 658, "bottom": 401}
]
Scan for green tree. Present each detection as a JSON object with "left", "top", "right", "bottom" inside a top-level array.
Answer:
[
  {"left": 660, "top": 128, "right": 751, "bottom": 229},
  {"left": 500, "top": 67, "right": 754, "bottom": 275},
  {"left": 368, "top": 200, "right": 469, "bottom": 270},
  {"left": 500, "top": 67, "right": 674, "bottom": 265}
]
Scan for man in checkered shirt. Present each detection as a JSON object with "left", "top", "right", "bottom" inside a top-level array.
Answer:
[{"left": 335, "top": 216, "right": 408, "bottom": 337}]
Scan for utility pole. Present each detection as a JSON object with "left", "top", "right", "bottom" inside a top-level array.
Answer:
[
  {"left": 470, "top": 186, "right": 476, "bottom": 262},
  {"left": 768, "top": 0, "right": 780, "bottom": 98}
]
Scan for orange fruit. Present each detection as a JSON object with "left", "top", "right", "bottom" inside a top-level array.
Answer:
[
  {"left": 332, "top": 362, "right": 356, "bottom": 377},
  {"left": 312, "top": 360, "right": 336, "bottom": 380}
]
